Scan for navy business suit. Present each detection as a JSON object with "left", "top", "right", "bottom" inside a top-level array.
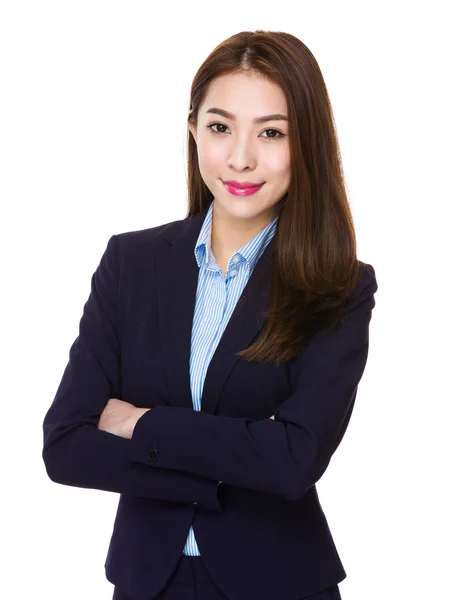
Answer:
[{"left": 42, "top": 206, "right": 378, "bottom": 600}]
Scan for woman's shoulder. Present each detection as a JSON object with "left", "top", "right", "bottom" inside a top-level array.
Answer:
[
  {"left": 115, "top": 216, "right": 183, "bottom": 247},
  {"left": 357, "top": 260, "right": 377, "bottom": 291},
  {"left": 343, "top": 260, "right": 378, "bottom": 315},
  {"left": 111, "top": 213, "right": 196, "bottom": 261}
]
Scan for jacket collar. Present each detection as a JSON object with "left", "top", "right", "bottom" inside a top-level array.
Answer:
[{"left": 156, "top": 207, "right": 274, "bottom": 414}]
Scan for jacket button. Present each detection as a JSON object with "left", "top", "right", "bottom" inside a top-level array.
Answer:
[
  {"left": 148, "top": 449, "right": 159, "bottom": 462},
  {"left": 190, "top": 501, "right": 200, "bottom": 508}
]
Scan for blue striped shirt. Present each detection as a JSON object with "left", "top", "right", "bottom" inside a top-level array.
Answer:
[{"left": 183, "top": 200, "right": 279, "bottom": 556}]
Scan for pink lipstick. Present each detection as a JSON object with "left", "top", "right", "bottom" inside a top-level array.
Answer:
[{"left": 223, "top": 180, "right": 264, "bottom": 196}]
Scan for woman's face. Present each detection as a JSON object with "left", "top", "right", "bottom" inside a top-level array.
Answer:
[{"left": 189, "top": 72, "right": 291, "bottom": 227}]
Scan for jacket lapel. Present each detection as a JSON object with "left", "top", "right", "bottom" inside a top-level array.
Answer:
[{"left": 155, "top": 209, "right": 273, "bottom": 415}]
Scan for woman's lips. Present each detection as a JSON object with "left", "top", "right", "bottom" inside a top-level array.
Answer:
[{"left": 223, "top": 181, "right": 264, "bottom": 196}]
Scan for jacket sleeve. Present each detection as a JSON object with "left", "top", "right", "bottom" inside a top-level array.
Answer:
[
  {"left": 128, "top": 263, "right": 378, "bottom": 501},
  {"left": 42, "top": 235, "right": 222, "bottom": 513}
]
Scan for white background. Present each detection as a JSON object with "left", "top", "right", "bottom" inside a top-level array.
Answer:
[{"left": 1, "top": 2, "right": 450, "bottom": 599}]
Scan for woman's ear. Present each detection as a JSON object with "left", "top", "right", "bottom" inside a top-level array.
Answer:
[{"left": 188, "top": 123, "right": 197, "bottom": 143}]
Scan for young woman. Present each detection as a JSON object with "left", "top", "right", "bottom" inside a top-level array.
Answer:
[{"left": 43, "top": 30, "right": 378, "bottom": 600}]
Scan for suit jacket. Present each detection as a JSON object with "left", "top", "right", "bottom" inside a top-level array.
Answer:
[{"left": 42, "top": 207, "right": 378, "bottom": 600}]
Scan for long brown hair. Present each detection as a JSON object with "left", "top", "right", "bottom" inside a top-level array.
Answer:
[{"left": 185, "top": 30, "right": 363, "bottom": 367}]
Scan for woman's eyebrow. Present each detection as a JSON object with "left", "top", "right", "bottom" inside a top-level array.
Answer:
[{"left": 206, "top": 107, "right": 289, "bottom": 124}]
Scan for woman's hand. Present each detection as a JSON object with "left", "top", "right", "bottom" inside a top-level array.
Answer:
[
  {"left": 97, "top": 398, "right": 151, "bottom": 439},
  {"left": 269, "top": 415, "right": 275, "bottom": 420}
]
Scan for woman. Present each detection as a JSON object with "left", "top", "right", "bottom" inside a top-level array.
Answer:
[{"left": 42, "top": 30, "right": 378, "bottom": 600}]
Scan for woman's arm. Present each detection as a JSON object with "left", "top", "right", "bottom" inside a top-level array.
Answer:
[
  {"left": 127, "top": 264, "right": 378, "bottom": 501},
  {"left": 42, "top": 235, "right": 222, "bottom": 512}
]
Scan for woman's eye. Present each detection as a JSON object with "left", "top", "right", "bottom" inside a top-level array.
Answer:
[
  {"left": 206, "top": 123, "right": 285, "bottom": 139},
  {"left": 261, "top": 129, "right": 285, "bottom": 139},
  {"left": 208, "top": 123, "right": 229, "bottom": 134}
]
